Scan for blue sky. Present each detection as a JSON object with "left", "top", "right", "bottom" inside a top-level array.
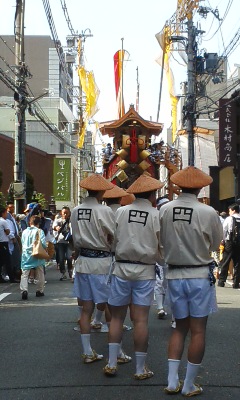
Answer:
[{"left": 1, "top": 0, "right": 240, "bottom": 138}]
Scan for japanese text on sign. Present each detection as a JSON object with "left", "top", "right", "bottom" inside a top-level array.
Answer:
[
  {"left": 219, "top": 99, "right": 236, "bottom": 167},
  {"left": 53, "top": 158, "right": 71, "bottom": 201}
]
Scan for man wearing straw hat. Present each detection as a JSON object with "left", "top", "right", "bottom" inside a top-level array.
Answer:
[
  {"left": 159, "top": 166, "right": 222, "bottom": 397},
  {"left": 103, "top": 185, "right": 129, "bottom": 214},
  {"left": 70, "top": 173, "right": 115, "bottom": 363},
  {"left": 104, "top": 174, "right": 163, "bottom": 380},
  {"left": 89, "top": 186, "right": 131, "bottom": 333}
]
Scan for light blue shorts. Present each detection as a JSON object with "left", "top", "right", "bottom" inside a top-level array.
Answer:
[
  {"left": 108, "top": 275, "right": 155, "bottom": 306},
  {"left": 168, "top": 278, "right": 218, "bottom": 319},
  {"left": 74, "top": 272, "right": 110, "bottom": 303}
]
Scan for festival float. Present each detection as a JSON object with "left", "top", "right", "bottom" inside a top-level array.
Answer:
[{"left": 99, "top": 48, "right": 182, "bottom": 199}]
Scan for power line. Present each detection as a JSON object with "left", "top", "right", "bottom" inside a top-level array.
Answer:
[
  {"left": 0, "top": 55, "right": 18, "bottom": 77},
  {"left": 60, "top": 0, "right": 75, "bottom": 35},
  {"left": 0, "top": 66, "right": 19, "bottom": 92},
  {"left": 42, "top": 0, "right": 74, "bottom": 101},
  {"left": 0, "top": 35, "right": 19, "bottom": 61}
]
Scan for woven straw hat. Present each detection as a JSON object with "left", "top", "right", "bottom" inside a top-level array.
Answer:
[
  {"left": 120, "top": 193, "right": 136, "bottom": 206},
  {"left": 170, "top": 166, "right": 213, "bottom": 189},
  {"left": 103, "top": 185, "right": 128, "bottom": 199},
  {"left": 126, "top": 174, "right": 164, "bottom": 194},
  {"left": 80, "top": 174, "right": 114, "bottom": 191}
]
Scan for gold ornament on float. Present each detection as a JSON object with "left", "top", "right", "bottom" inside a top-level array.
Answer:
[
  {"left": 138, "top": 159, "right": 151, "bottom": 171},
  {"left": 116, "top": 149, "right": 128, "bottom": 159},
  {"left": 116, "top": 160, "right": 129, "bottom": 170},
  {"left": 138, "top": 135, "right": 146, "bottom": 149},
  {"left": 139, "top": 149, "right": 151, "bottom": 159},
  {"left": 116, "top": 170, "right": 128, "bottom": 182},
  {"left": 122, "top": 135, "right": 130, "bottom": 148}
]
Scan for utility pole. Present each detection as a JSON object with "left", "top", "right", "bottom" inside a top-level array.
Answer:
[
  {"left": 75, "top": 30, "right": 93, "bottom": 203},
  {"left": 14, "top": 0, "right": 27, "bottom": 213},
  {"left": 186, "top": 13, "right": 197, "bottom": 166}
]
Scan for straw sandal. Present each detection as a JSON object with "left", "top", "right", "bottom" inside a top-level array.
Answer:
[
  {"left": 90, "top": 322, "right": 102, "bottom": 330},
  {"left": 134, "top": 366, "right": 154, "bottom": 380},
  {"left": 164, "top": 380, "right": 183, "bottom": 394},
  {"left": 117, "top": 352, "right": 132, "bottom": 364},
  {"left": 103, "top": 364, "right": 118, "bottom": 376},
  {"left": 82, "top": 350, "right": 103, "bottom": 364},
  {"left": 182, "top": 384, "right": 203, "bottom": 397}
]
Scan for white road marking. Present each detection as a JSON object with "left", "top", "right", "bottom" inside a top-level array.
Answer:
[{"left": 0, "top": 293, "right": 11, "bottom": 301}]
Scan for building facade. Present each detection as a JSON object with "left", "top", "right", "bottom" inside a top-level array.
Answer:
[{"left": 0, "top": 35, "right": 92, "bottom": 209}]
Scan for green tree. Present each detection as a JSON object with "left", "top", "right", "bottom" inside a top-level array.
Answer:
[
  {"left": 0, "top": 192, "right": 6, "bottom": 208},
  {"left": 35, "top": 192, "right": 48, "bottom": 209}
]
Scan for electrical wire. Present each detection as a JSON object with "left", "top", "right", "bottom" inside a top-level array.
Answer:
[
  {"left": 0, "top": 55, "right": 18, "bottom": 78},
  {"left": 197, "top": 78, "right": 240, "bottom": 116},
  {"left": 60, "top": 0, "right": 75, "bottom": 35},
  {"left": 0, "top": 66, "right": 19, "bottom": 92},
  {"left": 203, "top": 0, "right": 233, "bottom": 42},
  {"left": 42, "top": 0, "right": 74, "bottom": 101},
  {"left": 0, "top": 35, "right": 19, "bottom": 61}
]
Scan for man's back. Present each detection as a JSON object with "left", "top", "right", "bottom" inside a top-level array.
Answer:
[
  {"left": 115, "top": 198, "right": 161, "bottom": 265},
  {"left": 159, "top": 193, "right": 222, "bottom": 266},
  {"left": 71, "top": 197, "right": 115, "bottom": 252}
]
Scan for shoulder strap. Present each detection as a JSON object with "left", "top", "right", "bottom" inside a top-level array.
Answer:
[
  {"left": 56, "top": 219, "right": 68, "bottom": 240},
  {"left": 59, "top": 220, "right": 68, "bottom": 233}
]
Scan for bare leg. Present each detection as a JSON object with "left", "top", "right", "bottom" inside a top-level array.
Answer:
[
  {"left": 132, "top": 304, "right": 150, "bottom": 352},
  {"left": 168, "top": 317, "right": 190, "bottom": 360},
  {"left": 108, "top": 305, "right": 128, "bottom": 343},
  {"left": 80, "top": 300, "right": 100, "bottom": 358},
  {"left": 188, "top": 316, "right": 208, "bottom": 364},
  {"left": 104, "top": 303, "right": 112, "bottom": 324},
  {"left": 166, "top": 317, "right": 190, "bottom": 390},
  {"left": 105, "top": 305, "right": 128, "bottom": 370},
  {"left": 182, "top": 317, "right": 207, "bottom": 396},
  {"left": 96, "top": 302, "right": 106, "bottom": 312},
  {"left": 80, "top": 300, "right": 95, "bottom": 334}
]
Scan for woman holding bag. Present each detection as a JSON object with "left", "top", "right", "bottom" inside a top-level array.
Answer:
[{"left": 20, "top": 215, "right": 47, "bottom": 300}]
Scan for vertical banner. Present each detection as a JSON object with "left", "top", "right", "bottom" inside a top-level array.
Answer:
[
  {"left": 114, "top": 50, "right": 125, "bottom": 118},
  {"left": 114, "top": 50, "right": 129, "bottom": 118},
  {"left": 219, "top": 99, "right": 236, "bottom": 167},
  {"left": 53, "top": 158, "right": 71, "bottom": 201}
]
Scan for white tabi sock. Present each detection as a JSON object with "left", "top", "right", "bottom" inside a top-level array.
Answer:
[
  {"left": 182, "top": 361, "right": 201, "bottom": 395},
  {"left": 167, "top": 359, "right": 181, "bottom": 390},
  {"left": 94, "top": 309, "right": 104, "bottom": 324},
  {"left": 117, "top": 341, "right": 124, "bottom": 357},
  {"left": 81, "top": 334, "right": 93, "bottom": 356},
  {"left": 108, "top": 343, "right": 120, "bottom": 367},
  {"left": 135, "top": 352, "right": 147, "bottom": 375},
  {"left": 155, "top": 294, "right": 165, "bottom": 310}
]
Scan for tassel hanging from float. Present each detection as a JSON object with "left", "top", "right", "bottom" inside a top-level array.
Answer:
[{"left": 127, "top": 128, "right": 138, "bottom": 163}]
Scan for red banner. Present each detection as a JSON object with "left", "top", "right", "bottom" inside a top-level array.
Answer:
[{"left": 113, "top": 50, "right": 129, "bottom": 118}]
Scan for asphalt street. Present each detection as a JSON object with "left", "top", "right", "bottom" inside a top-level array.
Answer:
[{"left": 0, "top": 263, "right": 240, "bottom": 400}]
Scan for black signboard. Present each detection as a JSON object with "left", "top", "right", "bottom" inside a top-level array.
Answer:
[{"left": 219, "top": 98, "right": 236, "bottom": 167}]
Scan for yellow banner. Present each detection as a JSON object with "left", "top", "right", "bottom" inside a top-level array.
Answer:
[{"left": 77, "top": 66, "right": 99, "bottom": 148}]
